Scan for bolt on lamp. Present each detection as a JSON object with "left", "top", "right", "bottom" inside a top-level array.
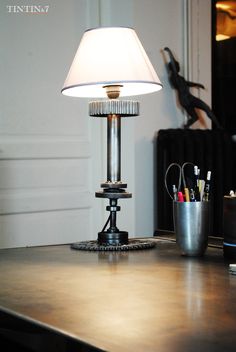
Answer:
[{"left": 61, "top": 27, "right": 162, "bottom": 250}]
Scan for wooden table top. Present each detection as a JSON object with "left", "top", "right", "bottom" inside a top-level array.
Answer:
[{"left": 0, "top": 239, "right": 235, "bottom": 352}]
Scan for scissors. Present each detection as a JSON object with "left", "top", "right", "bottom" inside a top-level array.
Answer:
[{"left": 164, "top": 162, "right": 195, "bottom": 201}]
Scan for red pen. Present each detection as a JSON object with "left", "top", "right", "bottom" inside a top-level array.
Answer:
[{"left": 178, "top": 191, "right": 184, "bottom": 202}]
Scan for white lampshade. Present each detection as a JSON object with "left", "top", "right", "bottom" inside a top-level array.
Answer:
[{"left": 61, "top": 27, "right": 162, "bottom": 98}]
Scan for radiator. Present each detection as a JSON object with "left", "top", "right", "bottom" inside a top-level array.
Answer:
[{"left": 156, "top": 129, "right": 233, "bottom": 235}]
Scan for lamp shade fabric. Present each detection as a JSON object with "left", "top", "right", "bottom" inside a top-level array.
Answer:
[{"left": 61, "top": 27, "right": 162, "bottom": 98}]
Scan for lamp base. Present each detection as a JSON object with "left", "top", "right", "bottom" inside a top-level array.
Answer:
[
  {"left": 98, "top": 230, "right": 128, "bottom": 245},
  {"left": 71, "top": 239, "right": 156, "bottom": 251}
]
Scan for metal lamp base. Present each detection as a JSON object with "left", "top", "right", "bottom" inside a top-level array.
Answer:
[
  {"left": 98, "top": 231, "right": 128, "bottom": 245},
  {"left": 88, "top": 97, "right": 141, "bottom": 249}
]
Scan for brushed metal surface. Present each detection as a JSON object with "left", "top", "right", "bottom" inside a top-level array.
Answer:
[
  {"left": 173, "top": 201, "right": 210, "bottom": 256},
  {"left": 107, "top": 114, "right": 121, "bottom": 183},
  {"left": 0, "top": 240, "right": 235, "bottom": 352}
]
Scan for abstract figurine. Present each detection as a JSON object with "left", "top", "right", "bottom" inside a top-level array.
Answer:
[{"left": 164, "top": 47, "right": 221, "bottom": 129}]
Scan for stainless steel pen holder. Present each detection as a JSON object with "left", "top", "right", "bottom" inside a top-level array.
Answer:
[{"left": 173, "top": 201, "right": 210, "bottom": 256}]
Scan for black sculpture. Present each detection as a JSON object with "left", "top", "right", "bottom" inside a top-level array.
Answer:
[{"left": 164, "top": 47, "right": 221, "bottom": 129}]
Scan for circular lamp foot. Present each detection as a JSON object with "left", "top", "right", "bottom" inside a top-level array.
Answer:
[
  {"left": 71, "top": 239, "right": 156, "bottom": 251},
  {"left": 98, "top": 231, "right": 128, "bottom": 245}
]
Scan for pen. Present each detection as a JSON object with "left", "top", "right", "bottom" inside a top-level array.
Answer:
[
  {"left": 178, "top": 191, "right": 184, "bottom": 202},
  {"left": 203, "top": 171, "right": 211, "bottom": 202},
  {"left": 199, "top": 179, "right": 205, "bottom": 201},
  {"left": 197, "top": 168, "right": 200, "bottom": 187},
  {"left": 194, "top": 165, "right": 200, "bottom": 201},
  {"left": 172, "top": 185, "right": 178, "bottom": 201},
  {"left": 181, "top": 166, "right": 190, "bottom": 202},
  {"left": 184, "top": 187, "right": 190, "bottom": 202},
  {"left": 190, "top": 188, "right": 196, "bottom": 202}
]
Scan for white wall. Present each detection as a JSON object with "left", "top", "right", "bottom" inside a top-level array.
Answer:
[
  {"left": 0, "top": 0, "right": 103, "bottom": 248},
  {"left": 0, "top": 0, "right": 211, "bottom": 247}
]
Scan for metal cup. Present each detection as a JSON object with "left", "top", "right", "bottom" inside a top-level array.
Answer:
[{"left": 173, "top": 201, "right": 210, "bottom": 256}]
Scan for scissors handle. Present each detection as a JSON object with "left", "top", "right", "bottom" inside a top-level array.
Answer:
[
  {"left": 165, "top": 162, "right": 195, "bottom": 201},
  {"left": 164, "top": 163, "right": 182, "bottom": 200}
]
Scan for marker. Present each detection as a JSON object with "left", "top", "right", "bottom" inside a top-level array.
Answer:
[
  {"left": 184, "top": 187, "right": 190, "bottom": 202},
  {"left": 178, "top": 191, "right": 184, "bottom": 202},
  {"left": 197, "top": 168, "right": 200, "bottom": 187},
  {"left": 190, "top": 188, "right": 196, "bottom": 202},
  {"left": 199, "top": 179, "right": 205, "bottom": 201},
  {"left": 194, "top": 165, "right": 201, "bottom": 201},
  {"left": 203, "top": 171, "right": 211, "bottom": 202}
]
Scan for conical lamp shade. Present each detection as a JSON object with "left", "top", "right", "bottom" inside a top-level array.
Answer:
[{"left": 61, "top": 27, "right": 162, "bottom": 98}]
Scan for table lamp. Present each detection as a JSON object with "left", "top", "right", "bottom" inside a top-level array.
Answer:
[{"left": 62, "top": 27, "right": 162, "bottom": 251}]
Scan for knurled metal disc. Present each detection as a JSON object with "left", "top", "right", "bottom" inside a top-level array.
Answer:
[
  {"left": 71, "top": 239, "right": 156, "bottom": 251},
  {"left": 89, "top": 100, "right": 139, "bottom": 117}
]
